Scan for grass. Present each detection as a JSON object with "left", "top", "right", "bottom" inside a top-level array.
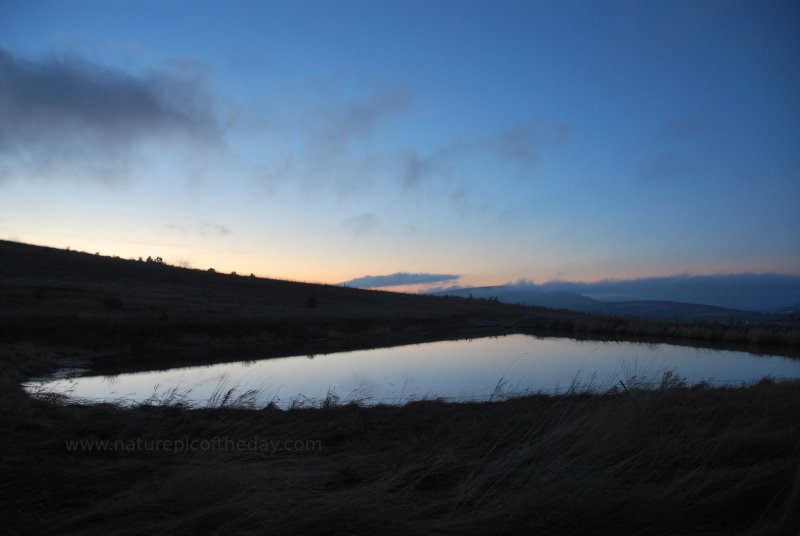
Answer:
[
  {"left": 2, "top": 240, "right": 800, "bottom": 533},
  {"left": 3, "top": 345, "right": 799, "bottom": 535}
]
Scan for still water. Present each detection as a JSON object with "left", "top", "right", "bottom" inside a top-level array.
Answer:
[{"left": 24, "top": 334, "right": 800, "bottom": 408}]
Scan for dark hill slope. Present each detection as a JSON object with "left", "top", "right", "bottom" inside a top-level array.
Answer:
[
  {"left": 3, "top": 240, "right": 799, "bottom": 375},
  {"left": 0, "top": 240, "right": 532, "bottom": 372}
]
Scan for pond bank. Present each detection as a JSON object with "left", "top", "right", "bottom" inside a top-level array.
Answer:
[
  {"left": 3, "top": 344, "right": 799, "bottom": 535},
  {"left": 24, "top": 334, "right": 800, "bottom": 410}
]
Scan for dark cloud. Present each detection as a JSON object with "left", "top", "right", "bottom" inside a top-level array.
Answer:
[
  {"left": 341, "top": 213, "right": 378, "bottom": 235},
  {"left": 340, "top": 272, "right": 460, "bottom": 288},
  {"left": 0, "top": 47, "right": 223, "bottom": 183}
]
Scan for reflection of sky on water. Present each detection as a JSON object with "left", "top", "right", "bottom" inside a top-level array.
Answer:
[{"left": 24, "top": 335, "right": 800, "bottom": 408}]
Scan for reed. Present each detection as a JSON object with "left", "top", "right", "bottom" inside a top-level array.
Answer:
[{"left": 3, "top": 345, "right": 799, "bottom": 535}]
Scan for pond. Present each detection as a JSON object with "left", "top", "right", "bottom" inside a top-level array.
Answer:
[{"left": 24, "top": 334, "right": 800, "bottom": 408}]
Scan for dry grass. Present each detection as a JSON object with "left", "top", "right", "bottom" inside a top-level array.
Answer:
[{"left": 3, "top": 339, "right": 799, "bottom": 535}]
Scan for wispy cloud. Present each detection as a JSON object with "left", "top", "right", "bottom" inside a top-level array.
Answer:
[
  {"left": 484, "top": 119, "right": 569, "bottom": 166},
  {"left": 341, "top": 213, "right": 378, "bottom": 235},
  {"left": 399, "top": 144, "right": 457, "bottom": 190},
  {"left": 636, "top": 150, "right": 694, "bottom": 182},
  {"left": 198, "top": 221, "right": 232, "bottom": 237},
  {"left": 249, "top": 78, "right": 567, "bottom": 204},
  {"left": 251, "top": 81, "right": 413, "bottom": 195},
  {"left": 658, "top": 115, "right": 717, "bottom": 141},
  {"left": 166, "top": 221, "right": 232, "bottom": 238},
  {"left": 0, "top": 47, "right": 224, "bottom": 184},
  {"left": 319, "top": 84, "right": 413, "bottom": 149},
  {"left": 400, "top": 119, "right": 568, "bottom": 190},
  {"left": 340, "top": 272, "right": 460, "bottom": 288}
]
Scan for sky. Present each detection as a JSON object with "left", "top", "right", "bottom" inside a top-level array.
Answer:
[{"left": 1, "top": 0, "right": 798, "bottom": 292}]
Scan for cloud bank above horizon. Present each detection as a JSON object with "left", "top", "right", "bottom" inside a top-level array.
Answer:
[
  {"left": 340, "top": 272, "right": 460, "bottom": 289},
  {"left": 428, "top": 273, "right": 800, "bottom": 311}
]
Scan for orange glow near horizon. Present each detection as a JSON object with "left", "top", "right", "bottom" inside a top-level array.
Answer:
[{"left": 7, "top": 233, "right": 800, "bottom": 293}]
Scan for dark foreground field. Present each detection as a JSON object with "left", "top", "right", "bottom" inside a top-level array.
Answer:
[
  {"left": 3, "top": 351, "right": 799, "bottom": 535},
  {"left": 2, "top": 240, "right": 800, "bottom": 534}
]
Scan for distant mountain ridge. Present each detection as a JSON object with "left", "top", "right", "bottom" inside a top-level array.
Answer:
[
  {"left": 770, "top": 303, "right": 800, "bottom": 314},
  {"left": 458, "top": 274, "right": 800, "bottom": 311},
  {"left": 429, "top": 285, "right": 797, "bottom": 323}
]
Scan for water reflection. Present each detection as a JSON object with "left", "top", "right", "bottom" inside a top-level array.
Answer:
[{"left": 24, "top": 334, "right": 800, "bottom": 408}]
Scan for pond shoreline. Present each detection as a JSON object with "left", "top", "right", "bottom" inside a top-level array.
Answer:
[{"left": 24, "top": 333, "right": 800, "bottom": 410}]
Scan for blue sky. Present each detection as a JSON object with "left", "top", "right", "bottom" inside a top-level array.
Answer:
[{"left": 1, "top": 0, "right": 798, "bottom": 290}]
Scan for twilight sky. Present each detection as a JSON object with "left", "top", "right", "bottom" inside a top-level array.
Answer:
[{"left": 1, "top": 1, "right": 798, "bottom": 291}]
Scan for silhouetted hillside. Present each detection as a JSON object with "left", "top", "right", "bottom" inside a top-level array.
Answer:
[
  {"left": 0, "top": 240, "right": 535, "bottom": 372},
  {"left": 2, "top": 240, "right": 799, "bottom": 378}
]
